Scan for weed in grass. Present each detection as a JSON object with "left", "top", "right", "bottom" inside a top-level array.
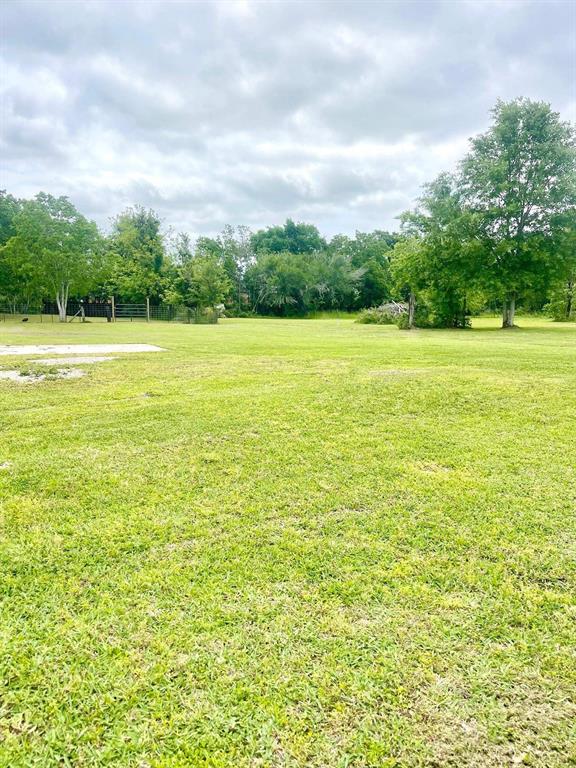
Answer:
[{"left": 17, "top": 363, "right": 64, "bottom": 379}]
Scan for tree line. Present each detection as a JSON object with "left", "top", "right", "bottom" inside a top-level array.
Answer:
[{"left": 1, "top": 99, "right": 574, "bottom": 326}]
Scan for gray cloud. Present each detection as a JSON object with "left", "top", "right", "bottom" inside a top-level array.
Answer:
[{"left": 1, "top": 0, "right": 574, "bottom": 238}]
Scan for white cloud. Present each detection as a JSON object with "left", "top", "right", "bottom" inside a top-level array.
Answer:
[{"left": 0, "top": 0, "right": 573, "bottom": 238}]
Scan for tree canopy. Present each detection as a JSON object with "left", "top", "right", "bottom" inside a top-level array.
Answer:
[
  {"left": 393, "top": 99, "right": 575, "bottom": 328},
  {"left": 461, "top": 99, "right": 575, "bottom": 326},
  {"left": 1, "top": 193, "right": 103, "bottom": 320},
  {"left": 251, "top": 219, "right": 326, "bottom": 255}
]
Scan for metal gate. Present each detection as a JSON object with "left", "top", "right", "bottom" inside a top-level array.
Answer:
[{"left": 114, "top": 303, "right": 148, "bottom": 321}]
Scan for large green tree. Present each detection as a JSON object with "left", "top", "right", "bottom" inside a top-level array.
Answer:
[
  {"left": 251, "top": 219, "right": 326, "bottom": 255},
  {"left": 329, "top": 231, "right": 396, "bottom": 308},
  {"left": 460, "top": 99, "right": 576, "bottom": 327},
  {"left": 245, "top": 248, "right": 362, "bottom": 316},
  {"left": 0, "top": 191, "right": 27, "bottom": 308},
  {"left": 545, "top": 210, "right": 576, "bottom": 321},
  {"left": 180, "top": 255, "right": 231, "bottom": 309},
  {"left": 193, "top": 226, "right": 253, "bottom": 312},
  {"left": 171, "top": 232, "right": 194, "bottom": 265},
  {"left": 305, "top": 251, "right": 363, "bottom": 311},
  {"left": 107, "top": 206, "right": 167, "bottom": 302},
  {"left": 245, "top": 251, "right": 312, "bottom": 315},
  {"left": 2, "top": 193, "right": 102, "bottom": 320},
  {"left": 0, "top": 190, "right": 21, "bottom": 247},
  {"left": 219, "top": 225, "right": 254, "bottom": 312},
  {"left": 397, "top": 174, "right": 482, "bottom": 327},
  {"left": 389, "top": 237, "right": 428, "bottom": 328}
]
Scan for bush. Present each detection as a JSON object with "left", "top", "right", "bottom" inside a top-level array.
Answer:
[
  {"left": 545, "top": 284, "right": 575, "bottom": 322},
  {"left": 357, "top": 297, "right": 471, "bottom": 329},
  {"left": 396, "top": 313, "right": 411, "bottom": 330},
  {"left": 356, "top": 303, "right": 406, "bottom": 325}
]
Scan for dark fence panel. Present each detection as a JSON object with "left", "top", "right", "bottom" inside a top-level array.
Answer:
[
  {"left": 114, "top": 303, "right": 147, "bottom": 321},
  {"left": 43, "top": 301, "right": 113, "bottom": 318},
  {"left": 0, "top": 303, "right": 43, "bottom": 315},
  {"left": 0, "top": 301, "right": 218, "bottom": 323},
  {"left": 113, "top": 304, "right": 217, "bottom": 323}
]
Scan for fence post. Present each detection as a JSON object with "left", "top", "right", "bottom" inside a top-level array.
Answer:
[
  {"left": 111, "top": 296, "right": 116, "bottom": 322},
  {"left": 146, "top": 297, "right": 150, "bottom": 323}
]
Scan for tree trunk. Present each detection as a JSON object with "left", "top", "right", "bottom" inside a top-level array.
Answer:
[
  {"left": 56, "top": 283, "right": 69, "bottom": 323},
  {"left": 566, "top": 281, "right": 574, "bottom": 320},
  {"left": 408, "top": 291, "right": 415, "bottom": 329},
  {"left": 508, "top": 293, "right": 516, "bottom": 327},
  {"left": 502, "top": 292, "right": 516, "bottom": 328},
  {"left": 502, "top": 298, "right": 509, "bottom": 327}
]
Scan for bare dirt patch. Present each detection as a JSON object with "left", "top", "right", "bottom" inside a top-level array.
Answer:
[
  {"left": 32, "top": 356, "right": 116, "bottom": 365},
  {"left": 0, "top": 369, "right": 84, "bottom": 383}
]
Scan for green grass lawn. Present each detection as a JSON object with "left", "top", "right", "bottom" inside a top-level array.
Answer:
[{"left": 1, "top": 316, "right": 575, "bottom": 767}]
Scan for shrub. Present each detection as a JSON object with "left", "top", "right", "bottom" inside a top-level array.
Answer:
[
  {"left": 545, "top": 283, "right": 575, "bottom": 322},
  {"left": 356, "top": 302, "right": 406, "bottom": 325}
]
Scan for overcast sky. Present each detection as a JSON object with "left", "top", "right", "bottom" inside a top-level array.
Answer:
[{"left": 1, "top": 0, "right": 574, "bottom": 239}]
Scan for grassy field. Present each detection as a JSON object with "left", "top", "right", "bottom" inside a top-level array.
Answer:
[{"left": 0, "top": 316, "right": 575, "bottom": 767}]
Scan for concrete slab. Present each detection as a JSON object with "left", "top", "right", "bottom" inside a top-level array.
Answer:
[{"left": 0, "top": 344, "right": 166, "bottom": 356}]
